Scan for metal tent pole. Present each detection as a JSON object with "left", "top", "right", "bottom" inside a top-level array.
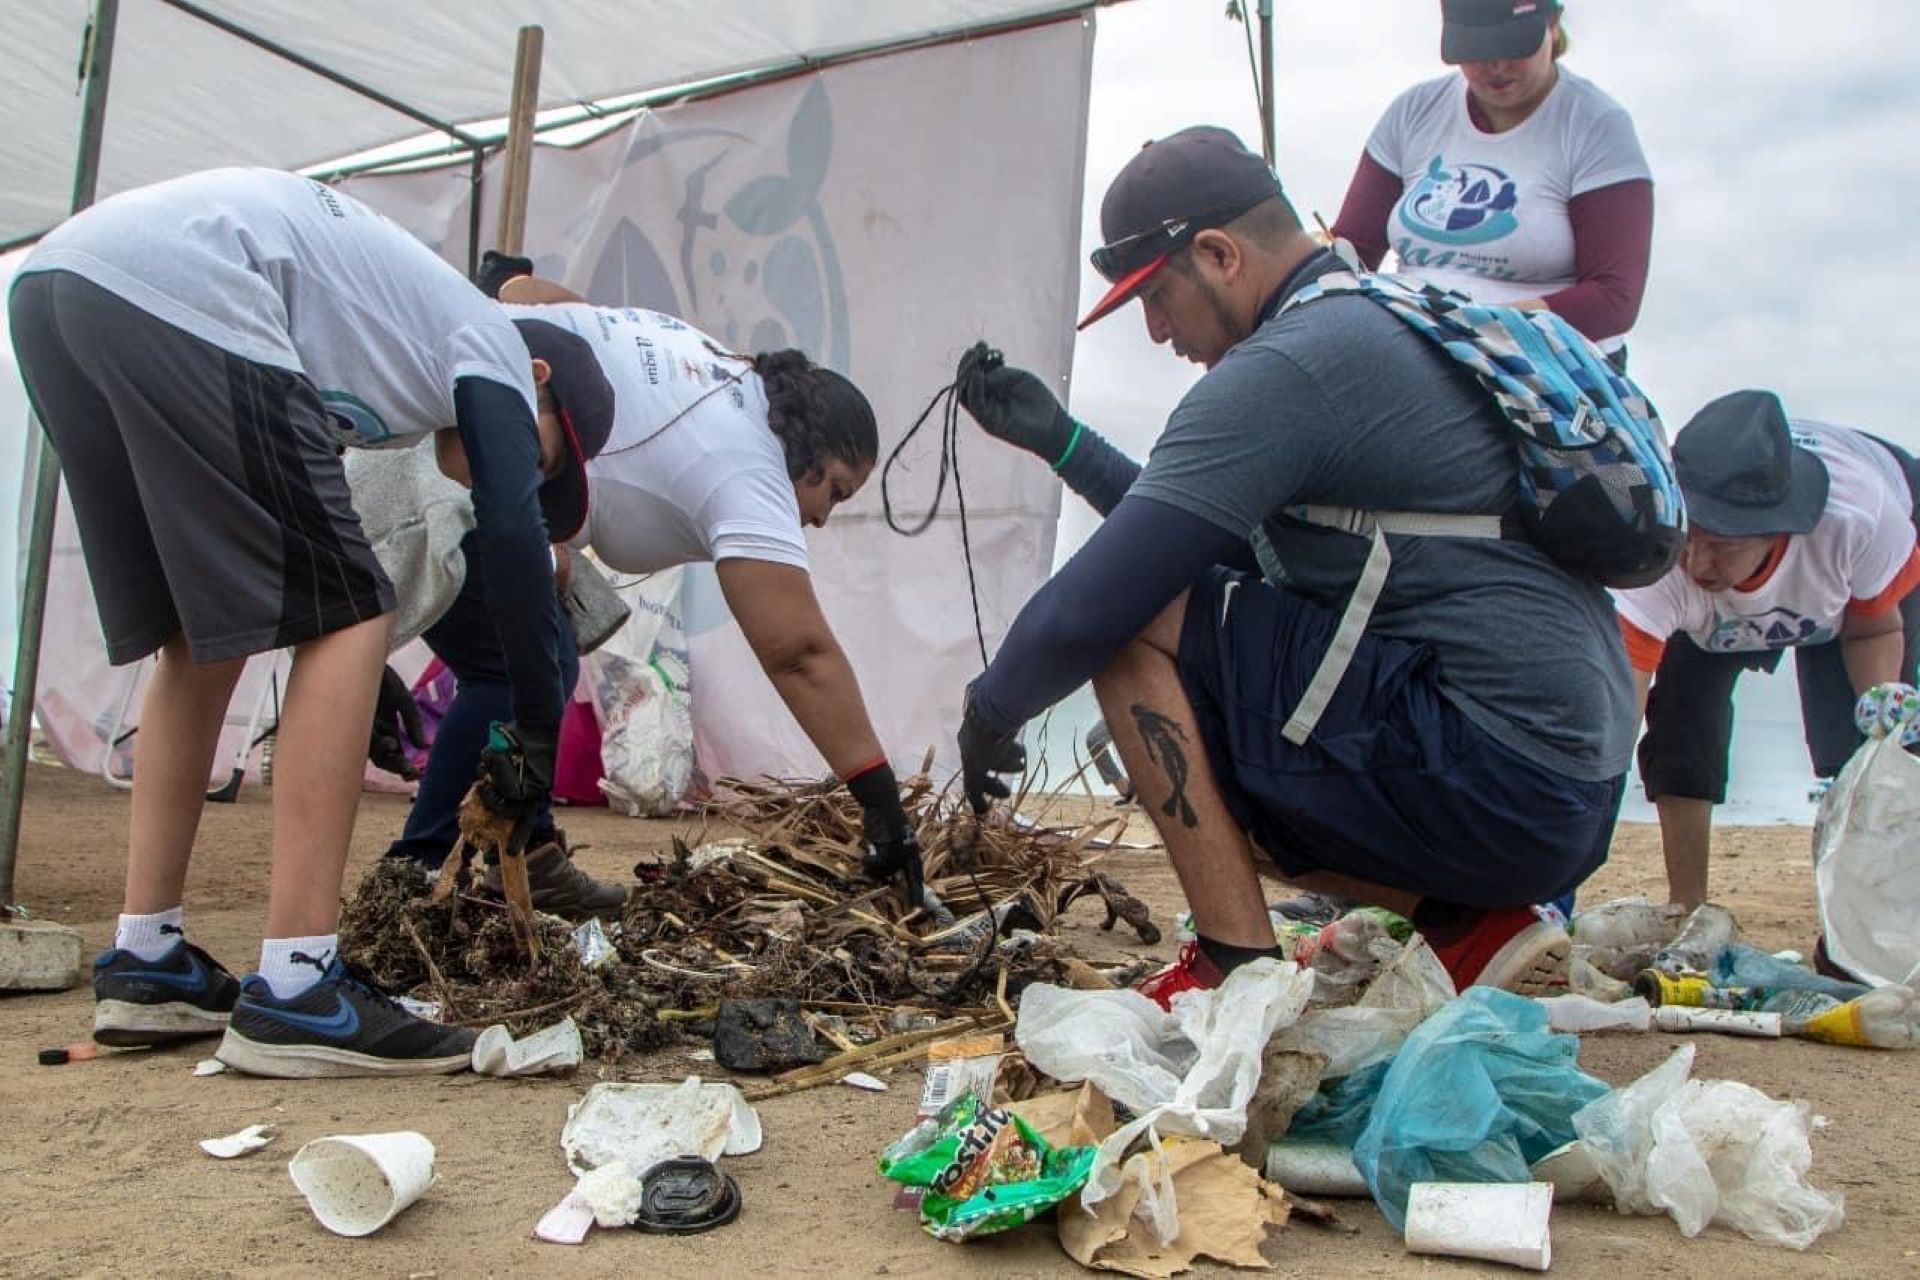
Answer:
[
  {"left": 1257, "top": 0, "right": 1275, "bottom": 165},
  {"left": 1, "top": 0, "right": 120, "bottom": 908}
]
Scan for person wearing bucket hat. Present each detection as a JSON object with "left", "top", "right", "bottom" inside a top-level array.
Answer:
[
  {"left": 8, "top": 167, "right": 590, "bottom": 1078},
  {"left": 954, "top": 126, "right": 1635, "bottom": 1009},
  {"left": 1616, "top": 391, "right": 1920, "bottom": 911},
  {"left": 1330, "top": 1, "right": 1653, "bottom": 358},
  {"left": 384, "top": 259, "right": 928, "bottom": 918}
]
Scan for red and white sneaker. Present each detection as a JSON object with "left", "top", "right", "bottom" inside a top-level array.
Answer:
[
  {"left": 1429, "top": 906, "right": 1571, "bottom": 996},
  {"left": 1134, "top": 942, "right": 1224, "bottom": 1011}
]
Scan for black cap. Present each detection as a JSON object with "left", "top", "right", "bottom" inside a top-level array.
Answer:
[
  {"left": 1441, "top": 0, "right": 1561, "bottom": 64},
  {"left": 1673, "top": 390, "right": 1830, "bottom": 537},
  {"left": 1079, "top": 125, "right": 1284, "bottom": 330},
  {"left": 513, "top": 318, "right": 616, "bottom": 542}
]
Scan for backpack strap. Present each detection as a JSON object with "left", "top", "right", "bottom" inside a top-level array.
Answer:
[{"left": 1275, "top": 506, "right": 1504, "bottom": 746}]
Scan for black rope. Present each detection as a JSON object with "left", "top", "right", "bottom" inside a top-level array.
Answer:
[
  {"left": 879, "top": 344, "right": 1031, "bottom": 985},
  {"left": 879, "top": 345, "right": 1003, "bottom": 671}
]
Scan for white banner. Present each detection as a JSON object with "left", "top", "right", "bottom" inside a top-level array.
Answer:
[{"left": 30, "top": 17, "right": 1093, "bottom": 791}]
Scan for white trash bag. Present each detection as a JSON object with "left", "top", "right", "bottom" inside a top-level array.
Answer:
[
  {"left": 1015, "top": 958, "right": 1315, "bottom": 1244},
  {"left": 1813, "top": 731, "right": 1920, "bottom": 988},
  {"left": 584, "top": 566, "right": 694, "bottom": 817},
  {"left": 1572, "top": 1044, "right": 1844, "bottom": 1249}
]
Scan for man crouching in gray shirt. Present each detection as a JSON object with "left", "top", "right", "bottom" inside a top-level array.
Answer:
[{"left": 950, "top": 126, "right": 1632, "bottom": 1007}]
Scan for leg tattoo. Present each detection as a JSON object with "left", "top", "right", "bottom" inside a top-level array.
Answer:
[{"left": 1130, "top": 703, "right": 1198, "bottom": 828}]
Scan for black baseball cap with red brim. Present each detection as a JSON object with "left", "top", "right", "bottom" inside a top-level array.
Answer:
[
  {"left": 1078, "top": 125, "right": 1285, "bottom": 330},
  {"left": 512, "top": 318, "right": 617, "bottom": 543}
]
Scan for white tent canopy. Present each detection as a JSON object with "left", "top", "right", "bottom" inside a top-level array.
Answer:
[{"left": 2, "top": 0, "right": 1091, "bottom": 247}]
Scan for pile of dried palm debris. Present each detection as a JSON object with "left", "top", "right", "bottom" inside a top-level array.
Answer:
[{"left": 339, "top": 759, "right": 1159, "bottom": 1076}]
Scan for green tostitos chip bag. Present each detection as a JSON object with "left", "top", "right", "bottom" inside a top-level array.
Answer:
[{"left": 878, "top": 1092, "right": 1098, "bottom": 1241}]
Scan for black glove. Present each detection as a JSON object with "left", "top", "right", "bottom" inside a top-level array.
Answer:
[
  {"left": 368, "top": 665, "right": 426, "bottom": 781},
  {"left": 958, "top": 682, "right": 1027, "bottom": 815},
  {"left": 476, "top": 249, "right": 535, "bottom": 300},
  {"left": 475, "top": 720, "right": 557, "bottom": 821},
  {"left": 955, "top": 341, "right": 1077, "bottom": 464},
  {"left": 847, "top": 762, "right": 927, "bottom": 912}
]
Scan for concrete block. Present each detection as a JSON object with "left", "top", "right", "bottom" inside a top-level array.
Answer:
[{"left": 0, "top": 917, "right": 85, "bottom": 991}]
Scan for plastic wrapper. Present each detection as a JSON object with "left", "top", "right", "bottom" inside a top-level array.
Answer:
[
  {"left": 878, "top": 1092, "right": 1097, "bottom": 1241},
  {"left": 1573, "top": 1044, "right": 1844, "bottom": 1249}
]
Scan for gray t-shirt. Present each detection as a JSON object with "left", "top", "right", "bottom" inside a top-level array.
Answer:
[{"left": 1131, "top": 262, "right": 1634, "bottom": 781}]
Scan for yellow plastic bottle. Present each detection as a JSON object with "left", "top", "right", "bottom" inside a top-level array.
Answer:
[{"left": 1798, "top": 986, "right": 1919, "bottom": 1049}]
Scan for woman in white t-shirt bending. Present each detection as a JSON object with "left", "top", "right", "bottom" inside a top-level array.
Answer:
[
  {"left": 391, "top": 260, "right": 932, "bottom": 913},
  {"left": 1614, "top": 391, "right": 1920, "bottom": 913},
  {"left": 1331, "top": 0, "right": 1653, "bottom": 356}
]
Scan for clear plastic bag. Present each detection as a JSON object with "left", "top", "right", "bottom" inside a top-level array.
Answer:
[
  {"left": 1349, "top": 987, "right": 1609, "bottom": 1231},
  {"left": 1014, "top": 957, "right": 1315, "bottom": 1244},
  {"left": 1813, "top": 733, "right": 1920, "bottom": 988},
  {"left": 1572, "top": 1044, "right": 1845, "bottom": 1249}
]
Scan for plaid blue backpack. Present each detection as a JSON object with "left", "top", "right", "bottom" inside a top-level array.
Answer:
[{"left": 1265, "top": 264, "right": 1685, "bottom": 746}]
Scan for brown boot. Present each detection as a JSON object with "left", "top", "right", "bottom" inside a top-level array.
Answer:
[{"left": 486, "top": 833, "right": 629, "bottom": 922}]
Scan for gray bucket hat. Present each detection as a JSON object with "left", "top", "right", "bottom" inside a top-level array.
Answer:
[{"left": 1672, "top": 390, "right": 1830, "bottom": 537}]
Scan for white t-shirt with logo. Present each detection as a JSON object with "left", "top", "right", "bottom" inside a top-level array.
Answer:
[
  {"left": 22, "top": 167, "right": 535, "bottom": 448},
  {"left": 1365, "top": 68, "right": 1650, "bottom": 344},
  {"left": 503, "top": 303, "right": 808, "bottom": 574},
  {"left": 1615, "top": 422, "right": 1920, "bottom": 662}
]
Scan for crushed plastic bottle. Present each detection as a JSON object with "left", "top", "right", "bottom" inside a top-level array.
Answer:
[
  {"left": 1571, "top": 897, "right": 1688, "bottom": 951},
  {"left": 1567, "top": 951, "right": 1634, "bottom": 1001},
  {"left": 1651, "top": 903, "right": 1739, "bottom": 977}
]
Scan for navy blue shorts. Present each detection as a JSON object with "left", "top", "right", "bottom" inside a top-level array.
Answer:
[{"left": 1174, "top": 569, "right": 1622, "bottom": 907}]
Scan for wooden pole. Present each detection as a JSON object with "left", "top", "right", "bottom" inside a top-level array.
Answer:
[{"left": 495, "top": 24, "right": 544, "bottom": 257}]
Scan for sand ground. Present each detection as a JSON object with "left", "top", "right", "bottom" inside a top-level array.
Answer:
[{"left": 2, "top": 761, "right": 1915, "bottom": 1279}]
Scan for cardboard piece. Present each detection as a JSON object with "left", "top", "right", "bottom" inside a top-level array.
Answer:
[
  {"left": 1056, "top": 1085, "right": 1286, "bottom": 1278},
  {"left": 1059, "top": 1139, "right": 1290, "bottom": 1278}
]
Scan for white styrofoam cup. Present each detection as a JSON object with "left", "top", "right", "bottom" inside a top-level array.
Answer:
[
  {"left": 288, "top": 1132, "right": 436, "bottom": 1237},
  {"left": 1403, "top": 1181, "right": 1552, "bottom": 1271}
]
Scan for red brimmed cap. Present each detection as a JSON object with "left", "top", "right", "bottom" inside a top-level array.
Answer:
[
  {"left": 511, "top": 318, "right": 616, "bottom": 543},
  {"left": 1078, "top": 126, "right": 1283, "bottom": 330}
]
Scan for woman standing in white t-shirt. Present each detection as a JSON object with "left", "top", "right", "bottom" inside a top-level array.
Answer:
[
  {"left": 1331, "top": 0, "right": 1653, "bottom": 356},
  {"left": 386, "top": 258, "right": 934, "bottom": 916}
]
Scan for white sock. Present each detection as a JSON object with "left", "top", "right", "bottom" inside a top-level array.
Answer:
[
  {"left": 258, "top": 934, "right": 339, "bottom": 1000},
  {"left": 115, "top": 907, "right": 185, "bottom": 961}
]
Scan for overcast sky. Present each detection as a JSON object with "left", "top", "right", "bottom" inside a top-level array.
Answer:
[
  {"left": 5, "top": 0, "right": 1917, "bottom": 763},
  {"left": 1059, "top": 0, "right": 1920, "bottom": 559}
]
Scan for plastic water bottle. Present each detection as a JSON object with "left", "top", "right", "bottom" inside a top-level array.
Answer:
[
  {"left": 1795, "top": 985, "right": 1919, "bottom": 1049},
  {"left": 1651, "top": 903, "right": 1739, "bottom": 977},
  {"left": 1571, "top": 897, "right": 1688, "bottom": 950}
]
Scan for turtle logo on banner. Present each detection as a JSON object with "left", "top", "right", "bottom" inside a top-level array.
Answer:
[{"left": 578, "top": 80, "right": 852, "bottom": 373}]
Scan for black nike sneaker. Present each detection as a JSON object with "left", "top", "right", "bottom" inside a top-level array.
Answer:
[
  {"left": 214, "top": 955, "right": 477, "bottom": 1079},
  {"left": 92, "top": 930, "right": 240, "bottom": 1047}
]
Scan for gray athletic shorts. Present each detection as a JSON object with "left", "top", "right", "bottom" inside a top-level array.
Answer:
[{"left": 8, "top": 270, "right": 394, "bottom": 665}]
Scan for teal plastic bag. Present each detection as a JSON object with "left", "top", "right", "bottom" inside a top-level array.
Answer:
[{"left": 1352, "top": 987, "right": 1609, "bottom": 1230}]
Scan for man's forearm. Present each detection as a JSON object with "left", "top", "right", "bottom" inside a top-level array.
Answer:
[{"left": 1055, "top": 425, "right": 1141, "bottom": 517}]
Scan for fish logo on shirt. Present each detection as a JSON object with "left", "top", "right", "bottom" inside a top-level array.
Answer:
[
  {"left": 320, "top": 389, "right": 396, "bottom": 447},
  {"left": 1398, "top": 155, "right": 1520, "bottom": 246},
  {"left": 1704, "top": 607, "right": 1830, "bottom": 652}
]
